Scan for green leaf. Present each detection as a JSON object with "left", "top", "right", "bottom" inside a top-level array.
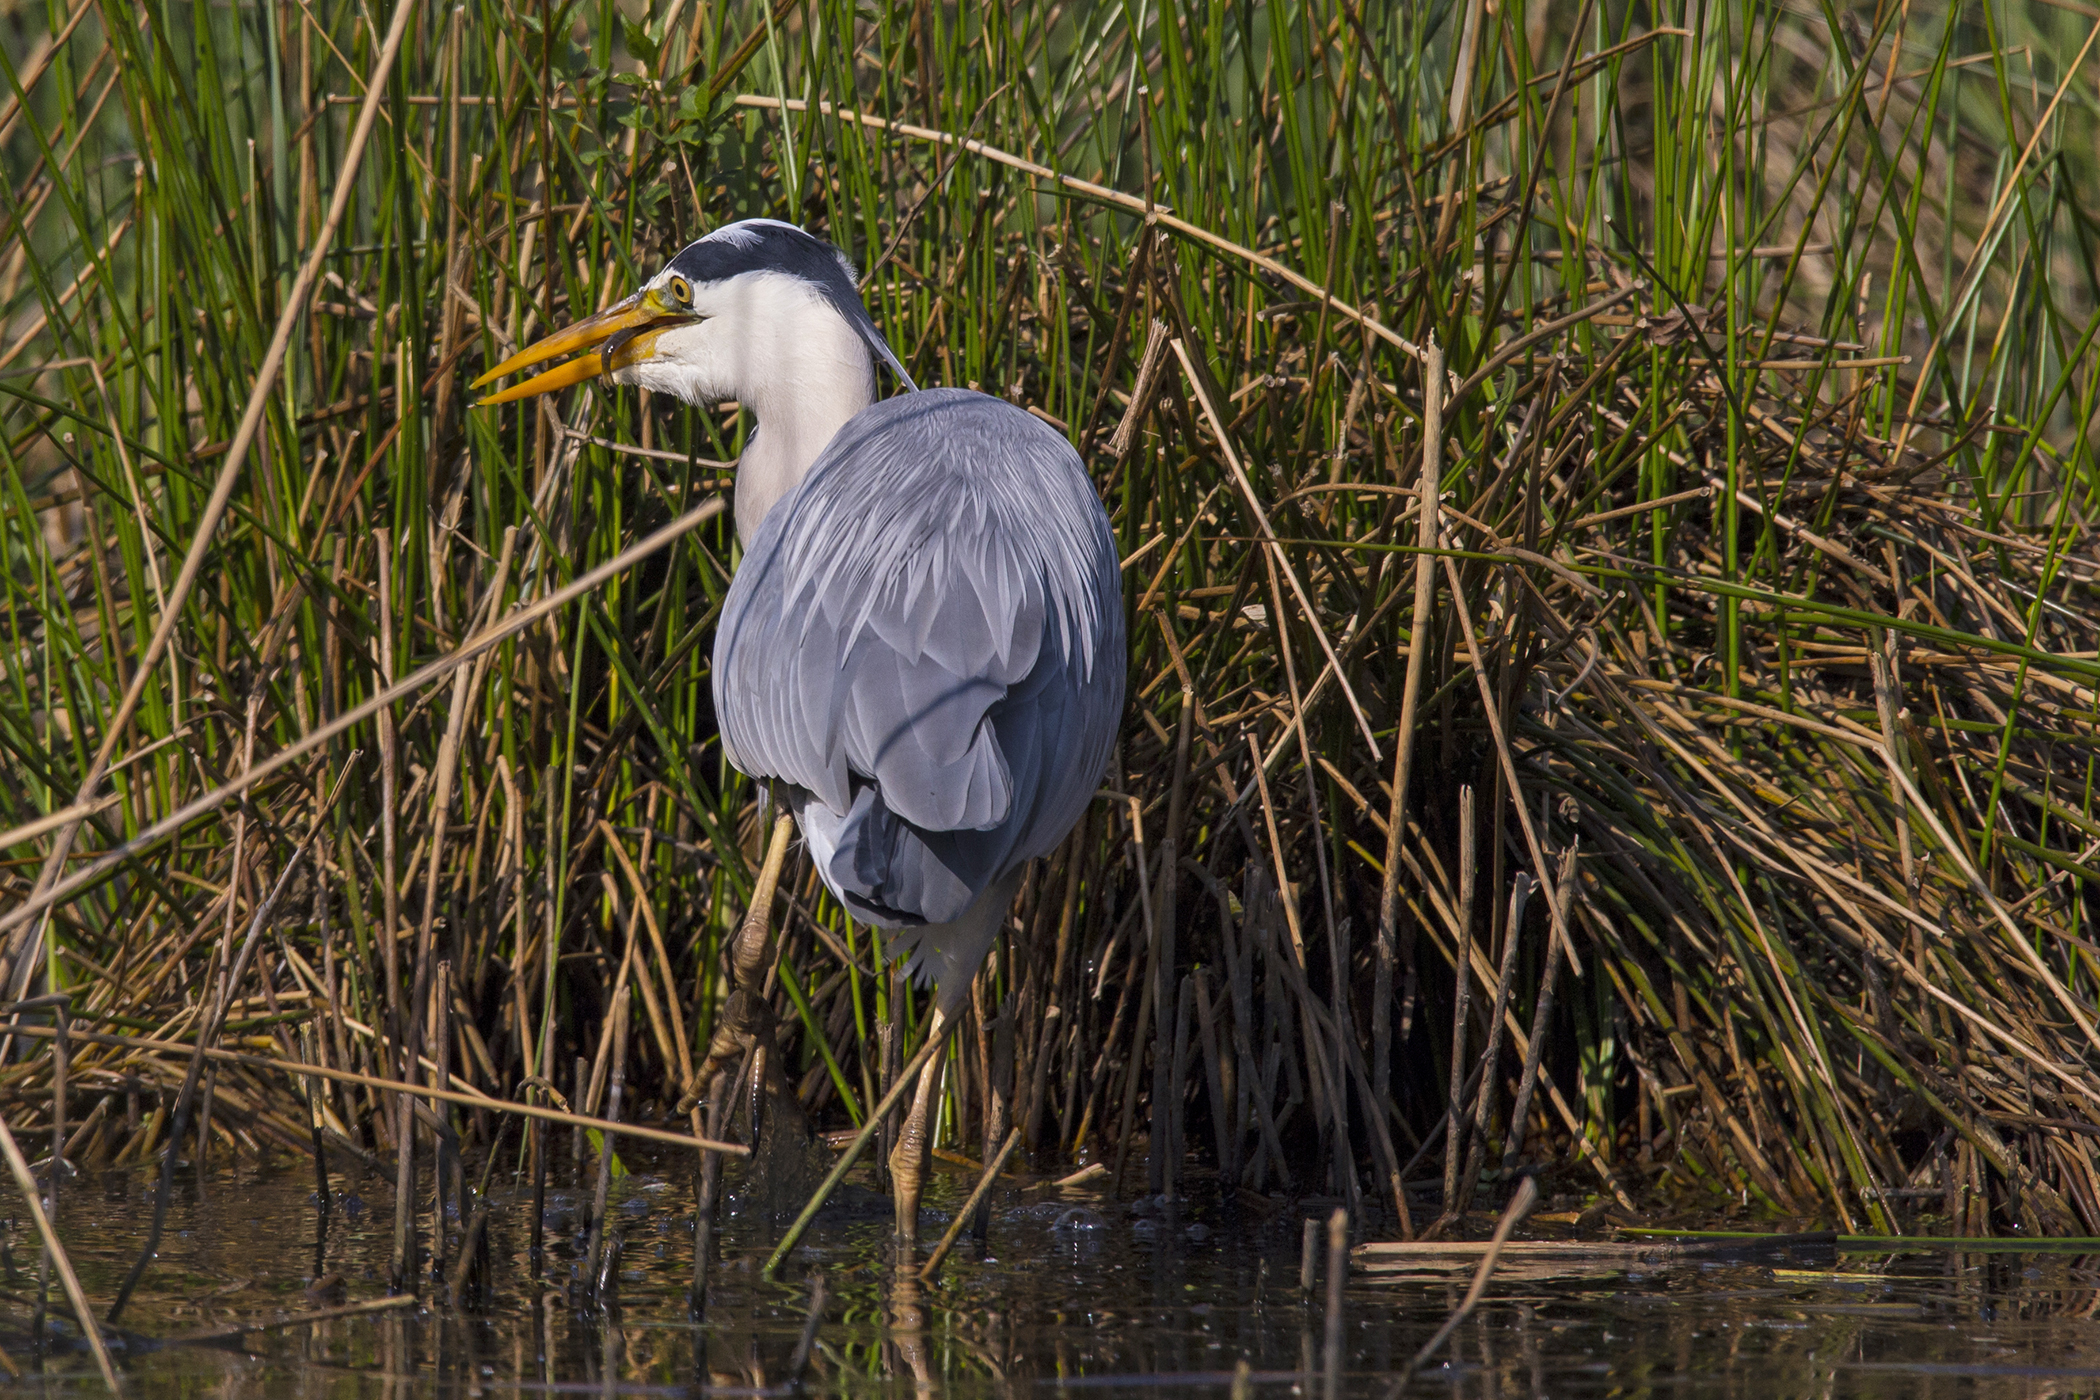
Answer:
[
  {"left": 583, "top": 1130, "right": 630, "bottom": 1179},
  {"left": 622, "top": 19, "right": 659, "bottom": 69}
]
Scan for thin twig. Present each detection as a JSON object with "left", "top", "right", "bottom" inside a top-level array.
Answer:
[
  {"left": 920, "top": 1127, "right": 1023, "bottom": 1279},
  {"left": 1394, "top": 1176, "right": 1538, "bottom": 1392}
]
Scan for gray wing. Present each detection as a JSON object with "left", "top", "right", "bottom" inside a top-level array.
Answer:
[{"left": 713, "top": 388, "right": 1124, "bottom": 927}]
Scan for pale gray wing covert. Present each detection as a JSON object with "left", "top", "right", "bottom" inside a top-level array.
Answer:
[{"left": 713, "top": 389, "right": 1124, "bottom": 927}]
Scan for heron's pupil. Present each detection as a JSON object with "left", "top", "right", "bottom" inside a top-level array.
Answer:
[{"left": 671, "top": 277, "right": 689, "bottom": 302}]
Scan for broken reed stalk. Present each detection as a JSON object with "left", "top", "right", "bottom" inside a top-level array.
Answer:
[
  {"left": 920, "top": 1126, "right": 1022, "bottom": 1279},
  {"left": 529, "top": 1105, "right": 548, "bottom": 1278},
  {"left": 1321, "top": 1207, "right": 1347, "bottom": 1400},
  {"left": 446, "top": 1202, "right": 490, "bottom": 1310},
  {"left": 1441, "top": 786, "right": 1476, "bottom": 1220},
  {"left": 689, "top": 1072, "right": 729, "bottom": 1314},
  {"left": 431, "top": 963, "right": 454, "bottom": 1282},
  {"left": 300, "top": 1023, "right": 329, "bottom": 1211},
  {"left": 448, "top": 1125, "right": 506, "bottom": 1310},
  {"left": 1400, "top": 1176, "right": 1539, "bottom": 1390},
  {"left": 573, "top": 1057, "right": 589, "bottom": 1169},
  {"left": 1454, "top": 875, "right": 1532, "bottom": 1218},
  {"left": 0, "top": 1113, "right": 117, "bottom": 1391},
  {"left": 1502, "top": 846, "right": 1579, "bottom": 1178},
  {"left": 584, "top": 988, "right": 630, "bottom": 1297}
]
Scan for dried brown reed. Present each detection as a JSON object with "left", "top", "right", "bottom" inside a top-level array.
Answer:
[{"left": 1, "top": 3, "right": 2098, "bottom": 1333}]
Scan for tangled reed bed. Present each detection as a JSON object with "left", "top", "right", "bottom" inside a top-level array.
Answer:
[{"left": 1, "top": 0, "right": 2099, "bottom": 1301}]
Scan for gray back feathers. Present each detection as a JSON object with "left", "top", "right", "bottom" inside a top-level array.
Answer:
[{"left": 714, "top": 388, "right": 1124, "bottom": 930}]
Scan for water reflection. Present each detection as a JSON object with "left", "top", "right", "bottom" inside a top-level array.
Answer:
[{"left": 2, "top": 1147, "right": 2100, "bottom": 1395}]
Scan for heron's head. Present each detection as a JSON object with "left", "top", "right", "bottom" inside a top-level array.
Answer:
[{"left": 472, "top": 219, "right": 914, "bottom": 409}]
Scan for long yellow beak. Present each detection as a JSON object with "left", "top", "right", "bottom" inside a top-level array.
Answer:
[{"left": 472, "top": 292, "right": 681, "bottom": 406}]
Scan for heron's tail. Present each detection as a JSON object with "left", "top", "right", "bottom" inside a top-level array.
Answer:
[
  {"left": 793, "top": 778, "right": 1013, "bottom": 928},
  {"left": 792, "top": 783, "right": 1020, "bottom": 1016},
  {"left": 882, "top": 867, "right": 1024, "bottom": 1019}
]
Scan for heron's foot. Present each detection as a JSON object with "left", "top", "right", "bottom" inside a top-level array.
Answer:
[
  {"left": 888, "top": 1120, "right": 926, "bottom": 1246},
  {"left": 694, "top": 988, "right": 778, "bottom": 1091}
]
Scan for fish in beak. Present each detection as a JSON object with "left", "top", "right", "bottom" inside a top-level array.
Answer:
[{"left": 471, "top": 289, "right": 690, "bottom": 405}]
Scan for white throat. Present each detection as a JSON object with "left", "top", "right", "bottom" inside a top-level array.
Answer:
[
  {"left": 734, "top": 344, "right": 872, "bottom": 546},
  {"left": 728, "top": 278, "right": 878, "bottom": 543},
  {"left": 613, "top": 270, "right": 878, "bottom": 545}
]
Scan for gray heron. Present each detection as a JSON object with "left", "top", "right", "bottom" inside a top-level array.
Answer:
[{"left": 474, "top": 218, "right": 1126, "bottom": 1244}]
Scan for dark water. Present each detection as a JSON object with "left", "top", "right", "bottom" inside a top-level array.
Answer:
[{"left": 4, "top": 1148, "right": 2099, "bottom": 1396}]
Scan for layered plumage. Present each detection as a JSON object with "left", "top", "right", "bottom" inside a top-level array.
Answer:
[{"left": 714, "top": 388, "right": 1123, "bottom": 1001}]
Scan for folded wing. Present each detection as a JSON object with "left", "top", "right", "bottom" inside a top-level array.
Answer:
[{"left": 714, "top": 389, "right": 1123, "bottom": 927}]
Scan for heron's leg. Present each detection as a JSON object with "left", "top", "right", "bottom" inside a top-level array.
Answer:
[
  {"left": 729, "top": 813, "right": 798, "bottom": 989},
  {"left": 887, "top": 1008, "right": 950, "bottom": 1247}
]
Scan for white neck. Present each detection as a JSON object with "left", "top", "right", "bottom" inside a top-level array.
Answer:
[{"left": 733, "top": 354, "right": 872, "bottom": 544}]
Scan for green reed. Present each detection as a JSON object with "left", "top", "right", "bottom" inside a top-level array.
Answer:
[{"left": 1, "top": 0, "right": 2098, "bottom": 1257}]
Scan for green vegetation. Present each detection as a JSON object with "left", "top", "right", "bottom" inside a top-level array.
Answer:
[{"left": 3, "top": 0, "right": 2099, "bottom": 1251}]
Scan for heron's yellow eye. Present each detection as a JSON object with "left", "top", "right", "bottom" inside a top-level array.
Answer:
[{"left": 669, "top": 276, "right": 691, "bottom": 304}]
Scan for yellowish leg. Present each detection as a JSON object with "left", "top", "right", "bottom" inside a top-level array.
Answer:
[
  {"left": 730, "top": 813, "right": 798, "bottom": 989},
  {"left": 887, "top": 1008, "right": 949, "bottom": 1247}
]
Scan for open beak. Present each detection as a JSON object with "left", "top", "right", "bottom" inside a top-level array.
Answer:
[{"left": 471, "top": 291, "right": 685, "bottom": 406}]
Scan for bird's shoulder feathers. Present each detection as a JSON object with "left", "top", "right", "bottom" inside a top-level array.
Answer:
[{"left": 714, "top": 388, "right": 1122, "bottom": 849}]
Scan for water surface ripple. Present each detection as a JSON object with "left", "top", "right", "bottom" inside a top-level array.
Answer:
[{"left": 2, "top": 1152, "right": 2095, "bottom": 1396}]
